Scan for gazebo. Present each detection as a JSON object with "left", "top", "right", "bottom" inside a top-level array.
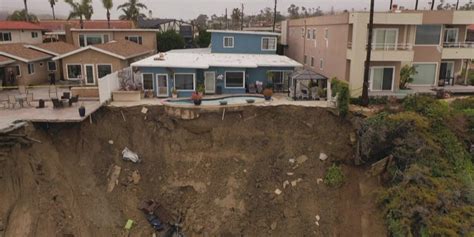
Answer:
[{"left": 288, "top": 69, "right": 329, "bottom": 100}]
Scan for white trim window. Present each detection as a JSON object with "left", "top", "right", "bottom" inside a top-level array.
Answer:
[
  {"left": 79, "top": 34, "right": 110, "bottom": 47},
  {"left": 223, "top": 36, "right": 234, "bottom": 48},
  {"left": 27, "top": 63, "right": 35, "bottom": 75},
  {"left": 125, "top": 35, "right": 143, "bottom": 45},
  {"left": 13, "top": 64, "right": 21, "bottom": 77},
  {"left": 0, "top": 32, "right": 12, "bottom": 42},
  {"left": 174, "top": 73, "right": 195, "bottom": 91},
  {"left": 312, "top": 29, "right": 316, "bottom": 40},
  {"left": 412, "top": 63, "right": 437, "bottom": 85},
  {"left": 324, "top": 28, "right": 329, "bottom": 48},
  {"left": 47, "top": 61, "right": 57, "bottom": 71},
  {"left": 311, "top": 57, "right": 315, "bottom": 67},
  {"left": 319, "top": 58, "right": 324, "bottom": 70},
  {"left": 443, "top": 28, "right": 458, "bottom": 44},
  {"left": 31, "top": 32, "right": 39, "bottom": 38},
  {"left": 369, "top": 66, "right": 395, "bottom": 91},
  {"left": 67, "top": 64, "right": 82, "bottom": 80},
  {"left": 261, "top": 37, "right": 277, "bottom": 51},
  {"left": 373, "top": 28, "right": 398, "bottom": 50},
  {"left": 225, "top": 71, "right": 245, "bottom": 88},
  {"left": 415, "top": 25, "right": 442, "bottom": 45},
  {"left": 304, "top": 55, "right": 307, "bottom": 64},
  {"left": 142, "top": 73, "right": 154, "bottom": 91},
  {"left": 307, "top": 29, "right": 311, "bottom": 39},
  {"left": 97, "top": 64, "right": 112, "bottom": 78}
]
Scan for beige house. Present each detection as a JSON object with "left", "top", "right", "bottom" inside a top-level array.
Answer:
[
  {"left": 66, "top": 28, "right": 159, "bottom": 52},
  {"left": 282, "top": 10, "right": 474, "bottom": 97},
  {"left": 0, "top": 21, "right": 44, "bottom": 45},
  {"left": 53, "top": 40, "right": 154, "bottom": 85}
]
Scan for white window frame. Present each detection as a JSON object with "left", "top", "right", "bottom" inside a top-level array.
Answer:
[
  {"left": 27, "top": 63, "right": 35, "bottom": 75},
  {"left": 319, "top": 58, "right": 324, "bottom": 70},
  {"left": 96, "top": 64, "right": 113, "bottom": 79},
  {"left": 261, "top": 37, "right": 277, "bottom": 51},
  {"left": 0, "top": 32, "right": 12, "bottom": 42},
  {"left": 369, "top": 66, "right": 395, "bottom": 92},
  {"left": 372, "top": 28, "right": 399, "bottom": 50},
  {"left": 414, "top": 25, "right": 442, "bottom": 46},
  {"left": 31, "top": 31, "right": 39, "bottom": 38},
  {"left": 411, "top": 62, "right": 439, "bottom": 86},
  {"left": 443, "top": 28, "right": 459, "bottom": 43},
  {"left": 125, "top": 35, "right": 143, "bottom": 45},
  {"left": 174, "top": 73, "right": 196, "bottom": 91},
  {"left": 223, "top": 36, "right": 234, "bottom": 48},
  {"left": 47, "top": 61, "right": 57, "bottom": 71},
  {"left": 155, "top": 73, "right": 169, "bottom": 96},
  {"left": 224, "top": 71, "right": 246, "bottom": 89},
  {"left": 84, "top": 64, "right": 96, "bottom": 85},
  {"left": 141, "top": 73, "right": 155, "bottom": 91},
  {"left": 307, "top": 29, "right": 311, "bottom": 39},
  {"left": 311, "top": 57, "right": 314, "bottom": 67},
  {"left": 324, "top": 28, "right": 329, "bottom": 48},
  {"left": 66, "top": 63, "right": 83, "bottom": 80},
  {"left": 79, "top": 33, "right": 110, "bottom": 47}
]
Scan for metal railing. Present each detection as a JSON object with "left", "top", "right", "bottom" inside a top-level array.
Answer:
[
  {"left": 347, "top": 42, "right": 413, "bottom": 50},
  {"left": 442, "top": 42, "right": 474, "bottom": 48}
]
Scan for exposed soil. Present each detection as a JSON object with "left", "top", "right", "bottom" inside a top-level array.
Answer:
[{"left": 0, "top": 106, "right": 386, "bottom": 237}]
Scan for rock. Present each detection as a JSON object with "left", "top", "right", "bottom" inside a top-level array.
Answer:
[
  {"left": 129, "top": 170, "right": 140, "bottom": 184},
  {"left": 319, "top": 153, "right": 328, "bottom": 161},
  {"left": 274, "top": 189, "right": 282, "bottom": 195},
  {"left": 108, "top": 140, "right": 114, "bottom": 145},
  {"left": 205, "top": 163, "right": 211, "bottom": 168},
  {"left": 315, "top": 221, "right": 319, "bottom": 226},
  {"left": 194, "top": 224, "right": 204, "bottom": 233},
  {"left": 243, "top": 169, "right": 247, "bottom": 173},
  {"left": 283, "top": 180, "right": 290, "bottom": 189},
  {"left": 289, "top": 158, "right": 295, "bottom": 164},
  {"left": 350, "top": 132, "right": 357, "bottom": 144},
  {"left": 270, "top": 221, "right": 277, "bottom": 230},
  {"left": 317, "top": 178, "right": 323, "bottom": 184},
  {"left": 291, "top": 180, "right": 297, "bottom": 187},
  {"left": 141, "top": 107, "right": 148, "bottom": 114},
  {"left": 287, "top": 172, "right": 294, "bottom": 176},
  {"left": 315, "top": 215, "right": 320, "bottom": 221},
  {"left": 107, "top": 165, "right": 121, "bottom": 193},
  {"left": 296, "top": 155, "right": 308, "bottom": 164}
]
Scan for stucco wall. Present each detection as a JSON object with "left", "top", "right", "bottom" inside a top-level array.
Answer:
[
  {"left": 4, "top": 60, "right": 57, "bottom": 86},
  {"left": 0, "top": 30, "right": 43, "bottom": 44},
  {"left": 70, "top": 31, "right": 157, "bottom": 51},
  {"left": 210, "top": 32, "right": 277, "bottom": 54}
]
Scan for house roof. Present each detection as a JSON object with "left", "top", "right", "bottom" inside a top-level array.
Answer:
[
  {"left": 70, "top": 28, "right": 160, "bottom": 32},
  {"left": 53, "top": 40, "right": 154, "bottom": 61},
  {"left": 207, "top": 30, "right": 280, "bottom": 36},
  {"left": 131, "top": 48, "right": 302, "bottom": 69},
  {"left": 25, "top": 42, "right": 79, "bottom": 56},
  {"left": 0, "top": 21, "right": 45, "bottom": 30},
  {"left": 0, "top": 55, "right": 15, "bottom": 65},
  {"left": 468, "top": 25, "right": 474, "bottom": 31},
  {"left": 137, "top": 17, "right": 176, "bottom": 29},
  {"left": 38, "top": 20, "right": 134, "bottom": 32},
  {"left": 0, "top": 44, "right": 52, "bottom": 63}
]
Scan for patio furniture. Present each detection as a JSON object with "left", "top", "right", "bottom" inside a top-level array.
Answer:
[
  {"left": 300, "top": 89, "right": 310, "bottom": 100},
  {"left": 15, "top": 95, "right": 27, "bottom": 108},
  {"left": 51, "top": 98, "right": 64, "bottom": 109},
  {"left": 8, "top": 95, "right": 18, "bottom": 109},
  {"left": 26, "top": 93, "right": 34, "bottom": 106},
  {"left": 248, "top": 83, "right": 257, "bottom": 94},
  {"left": 18, "top": 85, "right": 27, "bottom": 95},
  {"left": 289, "top": 70, "right": 328, "bottom": 100},
  {"left": 49, "top": 85, "right": 58, "bottom": 99},
  {"left": 310, "top": 87, "right": 319, "bottom": 100},
  {"left": 68, "top": 95, "right": 79, "bottom": 106},
  {"left": 61, "top": 92, "right": 71, "bottom": 100}
]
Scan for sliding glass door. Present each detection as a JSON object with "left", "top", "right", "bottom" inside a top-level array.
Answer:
[{"left": 370, "top": 67, "right": 394, "bottom": 91}]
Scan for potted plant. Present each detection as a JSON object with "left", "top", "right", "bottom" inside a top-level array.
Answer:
[
  {"left": 78, "top": 103, "right": 86, "bottom": 117},
  {"left": 263, "top": 88, "right": 273, "bottom": 101},
  {"left": 191, "top": 92, "right": 202, "bottom": 105},
  {"left": 196, "top": 84, "right": 205, "bottom": 96},
  {"left": 171, "top": 87, "right": 178, "bottom": 98}
]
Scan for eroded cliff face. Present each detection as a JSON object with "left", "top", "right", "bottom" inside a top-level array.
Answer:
[{"left": 0, "top": 105, "right": 385, "bottom": 237}]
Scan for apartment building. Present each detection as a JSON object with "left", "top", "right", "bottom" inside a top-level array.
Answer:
[{"left": 282, "top": 10, "right": 474, "bottom": 97}]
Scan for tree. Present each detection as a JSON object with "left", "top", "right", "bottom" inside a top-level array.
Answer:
[
  {"left": 415, "top": 0, "right": 419, "bottom": 10},
  {"left": 431, "top": 0, "right": 435, "bottom": 10},
  {"left": 437, "top": 0, "right": 455, "bottom": 9},
  {"left": 156, "top": 30, "right": 185, "bottom": 52},
  {"left": 195, "top": 14, "right": 208, "bottom": 30},
  {"left": 231, "top": 8, "right": 241, "bottom": 29},
  {"left": 460, "top": 0, "right": 474, "bottom": 10},
  {"left": 361, "top": 0, "right": 375, "bottom": 106},
  {"left": 287, "top": 4, "right": 299, "bottom": 19},
  {"left": 65, "top": 0, "right": 93, "bottom": 29},
  {"left": 117, "top": 0, "right": 147, "bottom": 23},
  {"left": 7, "top": 9, "right": 38, "bottom": 22},
  {"left": 23, "top": 0, "right": 29, "bottom": 22},
  {"left": 195, "top": 30, "right": 211, "bottom": 47},
  {"left": 49, "top": 0, "right": 58, "bottom": 20},
  {"left": 102, "top": 0, "right": 113, "bottom": 29},
  {"left": 399, "top": 65, "right": 417, "bottom": 89}
]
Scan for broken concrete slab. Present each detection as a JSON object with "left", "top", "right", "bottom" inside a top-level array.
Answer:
[
  {"left": 319, "top": 153, "right": 328, "bottom": 161},
  {"left": 274, "top": 189, "right": 282, "bottom": 195},
  {"left": 283, "top": 180, "right": 290, "bottom": 189}
]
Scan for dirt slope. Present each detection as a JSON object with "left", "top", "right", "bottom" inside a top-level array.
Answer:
[{"left": 0, "top": 106, "right": 386, "bottom": 236}]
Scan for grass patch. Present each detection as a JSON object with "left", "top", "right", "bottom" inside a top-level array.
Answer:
[{"left": 324, "top": 164, "right": 344, "bottom": 188}]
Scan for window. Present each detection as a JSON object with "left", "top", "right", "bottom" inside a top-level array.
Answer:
[
  {"left": 13, "top": 65, "right": 21, "bottom": 76},
  {"left": 268, "top": 71, "right": 291, "bottom": 92},
  {"left": 27, "top": 63, "right": 35, "bottom": 74},
  {"left": 412, "top": 63, "right": 437, "bottom": 85},
  {"left": 301, "top": 28, "right": 305, "bottom": 37},
  {"left": 47, "top": 61, "right": 56, "bottom": 71},
  {"left": 324, "top": 28, "right": 329, "bottom": 39},
  {"left": 373, "top": 29, "right": 398, "bottom": 50},
  {"left": 174, "top": 73, "right": 195, "bottom": 90},
  {"left": 142, "top": 73, "right": 154, "bottom": 90},
  {"left": 0, "top": 32, "right": 12, "bottom": 42},
  {"left": 97, "top": 64, "right": 112, "bottom": 78},
  {"left": 79, "top": 34, "right": 109, "bottom": 47},
  {"left": 67, "top": 64, "right": 82, "bottom": 79},
  {"left": 261, "top": 37, "right": 277, "bottom": 50},
  {"left": 443, "top": 28, "right": 458, "bottom": 44},
  {"left": 307, "top": 29, "right": 311, "bottom": 39},
  {"left": 370, "top": 67, "right": 394, "bottom": 91},
  {"left": 312, "top": 29, "right": 316, "bottom": 40},
  {"left": 31, "top": 32, "right": 38, "bottom": 38},
  {"left": 415, "top": 25, "right": 441, "bottom": 45},
  {"left": 304, "top": 55, "right": 307, "bottom": 64},
  {"left": 311, "top": 57, "right": 314, "bottom": 67},
  {"left": 223, "top": 36, "right": 234, "bottom": 48},
  {"left": 125, "top": 36, "right": 143, "bottom": 45},
  {"left": 225, "top": 71, "right": 245, "bottom": 88},
  {"left": 320, "top": 58, "right": 324, "bottom": 70}
]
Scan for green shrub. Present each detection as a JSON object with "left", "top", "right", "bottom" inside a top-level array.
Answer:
[
  {"left": 324, "top": 164, "right": 344, "bottom": 187},
  {"left": 332, "top": 78, "right": 349, "bottom": 117}
]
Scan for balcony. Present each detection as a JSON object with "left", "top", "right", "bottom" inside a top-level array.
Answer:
[
  {"left": 347, "top": 42, "right": 414, "bottom": 61},
  {"left": 442, "top": 42, "right": 474, "bottom": 59}
]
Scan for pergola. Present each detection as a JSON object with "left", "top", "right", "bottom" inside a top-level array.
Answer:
[{"left": 288, "top": 69, "right": 329, "bottom": 100}]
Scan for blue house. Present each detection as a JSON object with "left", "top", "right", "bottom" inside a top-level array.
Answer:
[{"left": 131, "top": 30, "right": 302, "bottom": 97}]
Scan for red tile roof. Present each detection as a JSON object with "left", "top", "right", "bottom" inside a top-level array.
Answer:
[
  {"left": 0, "top": 55, "right": 15, "bottom": 65},
  {"left": 0, "top": 21, "right": 45, "bottom": 30},
  {"left": 0, "top": 44, "right": 52, "bottom": 62},
  {"left": 27, "top": 42, "right": 79, "bottom": 55},
  {"left": 38, "top": 20, "right": 134, "bottom": 32}
]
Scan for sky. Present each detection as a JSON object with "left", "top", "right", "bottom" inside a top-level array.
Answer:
[{"left": 0, "top": 0, "right": 467, "bottom": 21}]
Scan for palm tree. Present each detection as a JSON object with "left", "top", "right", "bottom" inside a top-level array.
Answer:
[
  {"left": 23, "top": 0, "right": 29, "bottom": 22},
  {"left": 415, "top": 0, "right": 419, "bottom": 10},
  {"left": 49, "top": 0, "right": 58, "bottom": 20},
  {"left": 117, "top": 0, "right": 147, "bottom": 23},
  {"left": 65, "top": 0, "right": 93, "bottom": 29},
  {"left": 102, "top": 0, "right": 113, "bottom": 28},
  {"left": 7, "top": 9, "right": 38, "bottom": 22}
]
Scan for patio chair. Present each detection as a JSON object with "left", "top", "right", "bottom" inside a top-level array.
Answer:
[
  {"left": 49, "top": 85, "right": 58, "bottom": 99},
  {"left": 61, "top": 92, "right": 71, "bottom": 100},
  {"left": 248, "top": 83, "right": 257, "bottom": 94},
  {"left": 68, "top": 95, "right": 79, "bottom": 106},
  {"left": 18, "top": 85, "right": 27, "bottom": 95},
  {"left": 51, "top": 98, "right": 64, "bottom": 109},
  {"left": 300, "top": 89, "right": 310, "bottom": 100},
  {"left": 310, "top": 87, "right": 319, "bottom": 100},
  {"left": 8, "top": 95, "right": 17, "bottom": 109},
  {"left": 26, "top": 93, "right": 34, "bottom": 107}
]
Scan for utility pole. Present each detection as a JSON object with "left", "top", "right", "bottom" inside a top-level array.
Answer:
[
  {"left": 241, "top": 3, "right": 244, "bottom": 30},
  {"left": 225, "top": 8, "right": 228, "bottom": 30},
  {"left": 431, "top": 0, "right": 435, "bottom": 10},
  {"left": 389, "top": 0, "right": 393, "bottom": 10},
  {"left": 272, "top": 0, "right": 277, "bottom": 32},
  {"left": 415, "top": 0, "right": 419, "bottom": 10},
  {"left": 361, "top": 0, "right": 375, "bottom": 106},
  {"left": 456, "top": 0, "right": 459, "bottom": 10}
]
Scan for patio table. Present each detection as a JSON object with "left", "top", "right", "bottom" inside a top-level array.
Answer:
[{"left": 15, "top": 95, "right": 27, "bottom": 108}]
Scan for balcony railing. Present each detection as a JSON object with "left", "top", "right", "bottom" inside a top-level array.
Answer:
[
  {"left": 347, "top": 42, "right": 413, "bottom": 50},
  {"left": 443, "top": 42, "right": 474, "bottom": 48}
]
